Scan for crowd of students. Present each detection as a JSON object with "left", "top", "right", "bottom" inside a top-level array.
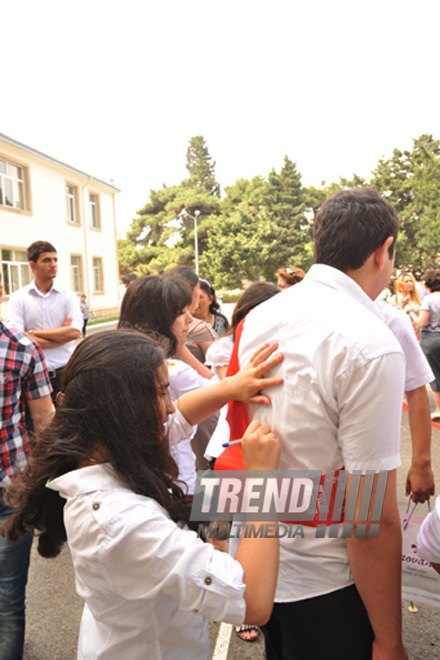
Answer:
[{"left": 3, "top": 188, "right": 440, "bottom": 660}]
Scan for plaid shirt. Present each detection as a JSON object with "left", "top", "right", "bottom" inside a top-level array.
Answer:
[{"left": 0, "top": 321, "right": 52, "bottom": 486}]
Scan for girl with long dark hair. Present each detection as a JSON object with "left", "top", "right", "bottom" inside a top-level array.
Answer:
[
  {"left": 119, "top": 275, "right": 221, "bottom": 492},
  {"left": 2, "top": 330, "right": 282, "bottom": 659}
]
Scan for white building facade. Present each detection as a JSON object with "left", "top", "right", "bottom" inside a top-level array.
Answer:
[{"left": 0, "top": 133, "right": 120, "bottom": 319}]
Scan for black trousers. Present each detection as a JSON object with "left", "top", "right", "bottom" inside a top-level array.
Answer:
[{"left": 261, "top": 584, "right": 374, "bottom": 660}]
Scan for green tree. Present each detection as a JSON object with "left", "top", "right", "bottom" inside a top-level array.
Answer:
[
  {"left": 261, "top": 156, "right": 311, "bottom": 276},
  {"left": 371, "top": 134, "right": 440, "bottom": 272},
  {"left": 184, "top": 135, "right": 221, "bottom": 197},
  {"left": 410, "top": 135, "right": 440, "bottom": 271},
  {"left": 118, "top": 136, "right": 220, "bottom": 275},
  {"left": 201, "top": 177, "right": 269, "bottom": 288}
]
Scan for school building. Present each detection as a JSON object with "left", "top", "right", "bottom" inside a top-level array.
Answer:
[{"left": 0, "top": 132, "right": 120, "bottom": 319}]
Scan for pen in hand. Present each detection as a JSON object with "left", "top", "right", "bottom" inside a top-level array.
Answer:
[{"left": 222, "top": 439, "right": 242, "bottom": 448}]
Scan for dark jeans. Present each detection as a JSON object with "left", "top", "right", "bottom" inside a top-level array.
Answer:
[
  {"left": 261, "top": 584, "right": 374, "bottom": 660},
  {"left": 0, "top": 491, "right": 33, "bottom": 660},
  {"left": 420, "top": 330, "right": 440, "bottom": 391}
]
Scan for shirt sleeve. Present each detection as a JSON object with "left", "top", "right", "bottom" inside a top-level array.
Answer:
[
  {"left": 166, "top": 408, "right": 195, "bottom": 446},
  {"left": 97, "top": 501, "right": 247, "bottom": 625},
  {"left": 6, "top": 292, "right": 25, "bottom": 332},
  {"left": 421, "top": 297, "right": 432, "bottom": 313},
  {"left": 417, "top": 496, "right": 440, "bottom": 563},
  {"left": 168, "top": 361, "right": 214, "bottom": 400},
  {"left": 65, "top": 291, "right": 84, "bottom": 333},
  {"left": 336, "top": 352, "right": 404, "bottom": 472},
  {"left": 388, "top": 309, "right": 433, "bottom": 390},
  {"left": 205, "top": 337, "right": 233, "bottom": 370},
  {"left": 188, "top": 320, "right": 218, "bottom": 344},
  {"left": 19, "top": 336, "right": 52, "bottom": 400}
]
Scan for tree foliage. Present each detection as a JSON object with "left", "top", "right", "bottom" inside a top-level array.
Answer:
[
  {"left": 370, "top": 134, "right": 440, "bottom": 273},
  {"left": 119, "top": 133, "right": 440, "bottom": 288},
  {"left": 118, "top": 136, "right": 220, "bottom": 276}
]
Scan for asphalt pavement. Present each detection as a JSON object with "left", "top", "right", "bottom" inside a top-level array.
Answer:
[{"left": 22, "top": 316, "right": 440, "bottom": 659}]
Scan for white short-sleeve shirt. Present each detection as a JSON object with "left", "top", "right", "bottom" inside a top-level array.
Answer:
[
  {"left": 47, "top": 464, "right": 246, "bottom": 660},
  {"left": 417, "top": 495, "right": 440, "bottom": 563},
  {"left": 238, "top": 264, "right": 405, "bottom": 602},
  {"left": 376, "top": 299, "right": 434, "bottom": 390},
  {"left": 167, "top": 359, "right": 216, "bottom": 494},
  {"left": 7, "top": 280, "right": 83, "bottom": 371}
]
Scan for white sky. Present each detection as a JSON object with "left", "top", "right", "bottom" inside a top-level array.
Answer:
[{"left": 3, "top": 0, "right": 439, "bottom": 236}]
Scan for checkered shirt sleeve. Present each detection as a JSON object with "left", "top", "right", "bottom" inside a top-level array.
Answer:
[{"left": 0, "top": 323, "right": 52, "bottom": 483}]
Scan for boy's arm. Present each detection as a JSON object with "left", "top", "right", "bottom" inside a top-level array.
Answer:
[
  {"left": 28, "top": 395, "right": 55, "bottom": 437},
  {"left": 405, "top": 386, "right": 435, "bottom": 503},
  {"left": 345, "top": 470, "right": 408, "bottom": 659}
]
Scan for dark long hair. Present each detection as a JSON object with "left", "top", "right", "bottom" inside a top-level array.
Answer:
[
  {"left": 119, "top": 275, "right": 192, "bottom": 356},
  {"left": 199, "top": 279, "right": 220, "bottom": 314},
  {"left": 228, "top": 282, "right": 279, "bottom": 341},
  {"left": 2, "top": 330, "right": 190, "bottom": 558}
]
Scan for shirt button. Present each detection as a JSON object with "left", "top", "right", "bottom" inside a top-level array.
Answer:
[
  {"left": 204, "top": 577, "right": 212, "bottom": 585},
  {"left": 92, "top": 502, "right": 100, "bottom": 511}
]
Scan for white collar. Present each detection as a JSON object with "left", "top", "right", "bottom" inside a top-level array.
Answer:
[
  {"left": 305, "top": 264, "right": 384, "bottom": 321},
  {"left": 46, "top": 463, "right": 125, "bottom": 498},
  {"left": 29, "top": 278, "right": 62, "bottom": 296}
]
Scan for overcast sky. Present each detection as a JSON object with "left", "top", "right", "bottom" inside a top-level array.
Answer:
[{"left": 3, "top": 0, "right": 439, "bottom": 236}]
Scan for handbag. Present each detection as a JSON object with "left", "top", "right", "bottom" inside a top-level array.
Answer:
[{"left": 400, "top": 499, "right": 440, "bottom": 608}]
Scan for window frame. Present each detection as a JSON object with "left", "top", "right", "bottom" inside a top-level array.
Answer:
[
  {"left": 89, "top": 192, "right": 101, "bottom": 230},
  {"left": 66, "top": 182, "right": 80, "bottom": 226},
  {"left": 70, "top": 254, "right": 84, "bottom": 294},
  {"left": 92, "top": 256, "right": 104, "bottom": 294},
  {"left": 0, "top": 154, "right": 31, "bottom": 214},
  {"left": 1, "top": 247, "right": 32, "bottom": 297}
]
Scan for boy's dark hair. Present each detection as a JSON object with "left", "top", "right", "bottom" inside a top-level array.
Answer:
[
  {"left": 27, "top": 241, "right": 57, "bottom": 263},
  {"left": 423, "top": 269, "right": 440, "bottom": 293},
  {"left": 314, "top": 188, "right": 399, "bottom": 272},
  {"left": 2, "top": 330, "right": 190, "bottom": 558},
  {"left": 122, "top": 273, "right": 138, "bottom": 285},
  {"left": 118, "top": 275, "right": 192, "bottom": 356},
  {"left": 164, "top": 266, "right": 199, "bottom": 291}
]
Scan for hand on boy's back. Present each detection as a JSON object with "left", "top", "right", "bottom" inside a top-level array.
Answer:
[{"left": 232, "top": 342, "right": 283, "bottom": 405}]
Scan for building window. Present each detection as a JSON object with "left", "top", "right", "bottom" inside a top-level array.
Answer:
[
  {"left": 1, "top": 249, "right": 31, "bottom": 296},
  {"left": 92, "top": 257, "right": 104, "bottom": 293},
  {"left": 70, "top": 255, "right": 84, "bottom": 294},
  {"left": 0, "top": 158, "right": 26, "bottom": 210},
  {"left": 66, "top": 184, "right": 79, "bottom": 224},
  {"left": 89, "top": 193, "right": 101, "bottom": 229}
]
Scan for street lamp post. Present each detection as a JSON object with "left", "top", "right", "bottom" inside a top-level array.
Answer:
[{"left": 179, "top": 208, "right": 201, "bottom": 275}]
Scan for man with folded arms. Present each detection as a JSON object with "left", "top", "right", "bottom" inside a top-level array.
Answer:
[{"left": 7, "top": 241, "right": 82, "bottom": 404}]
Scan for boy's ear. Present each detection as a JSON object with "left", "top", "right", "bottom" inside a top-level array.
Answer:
[{"left": 374, "top": 236, "right": 394, "bottom": 270}]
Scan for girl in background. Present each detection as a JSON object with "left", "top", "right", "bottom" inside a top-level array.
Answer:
[
  {"left": 392, "top": 272, "right": 421, "bottom": 311},
  {"left": 194, "top": 279, "right": 229, "bottom": 337}
]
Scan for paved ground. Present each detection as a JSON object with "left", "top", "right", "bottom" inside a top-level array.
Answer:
[{"left": 22, "top": 316, "right": 440, "bottom": 659}]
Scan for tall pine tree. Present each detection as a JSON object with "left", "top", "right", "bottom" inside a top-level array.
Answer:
[{"left": 118, "top": 136, "right": 220, "bottom": 275}]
